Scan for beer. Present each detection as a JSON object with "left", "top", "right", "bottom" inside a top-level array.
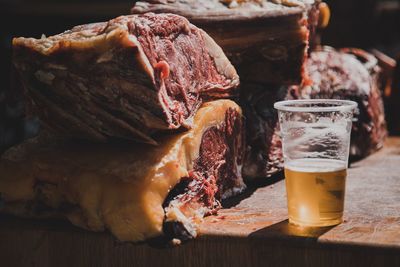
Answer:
[{"left": 284, "top": 158, "right": 347, "bottom": 227}]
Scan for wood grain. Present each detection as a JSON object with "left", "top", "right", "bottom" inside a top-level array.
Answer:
[{"left": 1, "top": 138, "right": 400, "bottom": 267}]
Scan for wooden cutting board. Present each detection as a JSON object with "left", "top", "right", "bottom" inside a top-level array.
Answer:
[{"left": 1, "top": 138, "right": 400, "bottom": 267}]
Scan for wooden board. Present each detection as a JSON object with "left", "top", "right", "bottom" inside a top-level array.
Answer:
[{"left": 1, "top": 138, "right": 400, "bottom": 267}]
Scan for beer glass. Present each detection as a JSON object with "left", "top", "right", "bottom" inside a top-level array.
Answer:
[{"left": 274, "top": 99, "right": 357, "bottom": 227}]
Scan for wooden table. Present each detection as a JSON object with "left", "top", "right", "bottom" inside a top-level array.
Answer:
[{"left": 1, "top": 138, "right": 400, "bottom": 267}]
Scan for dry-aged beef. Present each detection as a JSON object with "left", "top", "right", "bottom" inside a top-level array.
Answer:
[
  {"left": 289, "top": 48, "right": 387, "bottom": 159},
  {"left": 132, "top": 0, "right": 320, "bottom": 85},
  {"left": 243, "top": 48, "right": 387, "bottom": 180},
  {"left": 0, "top": 100, "right": 245, "bottom": 242},
  {"left": 12, "top": 13, "right": 239, "bottom": 144}
]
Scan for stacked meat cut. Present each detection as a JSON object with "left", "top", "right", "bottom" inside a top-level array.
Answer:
[
  {"left": 12, "top": 13, "right": 239, "bottom": 144},
  {"left": 0, "top": 100, "right": 245, "bottom": 241},
  {"left": 1, "top": 13, "right": 245, "bottom": 242}
]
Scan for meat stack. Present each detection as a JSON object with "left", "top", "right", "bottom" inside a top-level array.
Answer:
[
  {"left": 0, "top": 1, "right": 388, "bottom": 243},
  {"left": 1, "top": 13, "right": 245, "bottom": 242}
]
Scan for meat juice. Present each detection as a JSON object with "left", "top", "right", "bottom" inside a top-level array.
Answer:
[{"left": 284, "top": 158, "right": 346, "bottom": 227}]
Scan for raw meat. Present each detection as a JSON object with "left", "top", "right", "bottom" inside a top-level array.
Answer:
[
  {"left": 0, "top": 100, "right": 245, "bottom": 242},
  {"left": 290, "top": 47, "right": 387, "bottom": 159},
  {"left": 132, "top": 0, "right": 320, "bottom": 85},
  {"left": 12, "top": 13, "right": 239, "bottom": 144}
]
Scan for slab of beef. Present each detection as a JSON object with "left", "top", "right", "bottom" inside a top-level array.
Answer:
[
  {"left": 12, "top": 13, "right": 239, "bottom": 144},
  {"left": 289, "top": 47, "right": 387, "bottom": 159},
  {"left": 132, "top": 0, "right": 321, "bottom": 85},
  {"left": 0, "top": 100, "right": 245, "bottom": 242}
]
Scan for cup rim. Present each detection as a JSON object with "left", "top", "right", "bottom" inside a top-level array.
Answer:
[{"left": 274, "top": 99, "right": 358, "bottom": 113}]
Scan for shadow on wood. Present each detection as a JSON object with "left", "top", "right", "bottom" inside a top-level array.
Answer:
[
  {"left": 222, "top": 172, "right": 284, "bottom": 209},
  {"left": 249, "top": 219, "right": 335, "bottom": 242}
]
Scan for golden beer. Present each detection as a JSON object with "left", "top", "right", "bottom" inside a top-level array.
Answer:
[{"left": 284, "top": 158, "right": 347, "bottom": 227}]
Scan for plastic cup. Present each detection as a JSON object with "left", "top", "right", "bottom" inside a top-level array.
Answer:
[{"left": 274, "top": 99, "right": 357, "bottom": 227}]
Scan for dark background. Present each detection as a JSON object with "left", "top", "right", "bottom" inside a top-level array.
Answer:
[{"left": 1, "top": 0, "right": 400, "bottom": 152}]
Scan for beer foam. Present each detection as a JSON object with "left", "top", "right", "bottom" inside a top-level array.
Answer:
[{"left": 285, "top": 158, "right": 347, "bottom": 173}]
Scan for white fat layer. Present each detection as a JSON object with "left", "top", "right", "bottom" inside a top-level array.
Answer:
[{"left": 127, "top": 34, "right": 154, "bottom": 80}]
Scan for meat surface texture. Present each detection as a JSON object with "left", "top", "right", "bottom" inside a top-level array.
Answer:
[
  {"left": 132, "top": 0, "right": 318, "bottom": 85},
  {"left": 0, "top": 100, "right": 245, "bottom": 242},
  {"left": 289, "top": 48, "right": 387, "bottom": 159},
  {"left": 12, "top": 13, "right": 239, "bottom": 144}
]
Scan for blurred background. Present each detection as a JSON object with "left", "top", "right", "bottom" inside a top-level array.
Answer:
[{"left": 1, "top": 0, "right": 400, "bottom": 153}]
